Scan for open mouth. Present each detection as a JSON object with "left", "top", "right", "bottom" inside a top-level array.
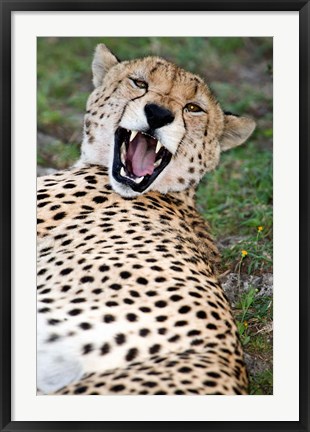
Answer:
[{"left": 112, "top": 127, "right": 172, "bottom": 193}]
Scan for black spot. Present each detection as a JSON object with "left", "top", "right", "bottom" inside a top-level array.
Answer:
[
  {"left": 187, "top": 330, "right": 201, "bottom": 336},
  {"left": 178, "top": 305, "right": 191, "bottom": 314},
  {"left": 149, "top": 344, "right": 161, "bottom": 354},
  {"left": 60, "top": 268, "right": 73, "bottom": 276},
  {"left": 170, "top": 295, "right": 183, "bottom": 302},
  {"left": 106, "top": 301, "right": 118, "bottom": 307},
  {"left": 110, "top": 283, "right": 122, "bottom": 291},
  {"left": 71, "top": 297, "right": 86, "bottom": 303},
  {"left": 211, "top": 311, "right": 220, "bottom": 320},
  {"left": 93, "top": 196, "right": 107, "bottom": 204},
  {"left": 139, "top": 328, "right": 150, "bottom": 337},
  {"left": 37, "top": 193, "right": 50, "bottom": 200},
  {"left": 68, "top": 309, "right": 82, "bottom": 316},
  {"left": 48, "top": 319, "right": 60, "bottom": 326},
  {"left": 170, "top": 265, "right": 182, "bottom": 272},
  {"left": 74, "top": 386, "right": 88, "bottom": 394},
  {"left": 63, "top": 183, "right": 76, "bottom": 189},
  {"left": 101, "top": 343, "right": 110, "bottom": 355},
  {"left": 120, "top": 271, "right": 131, "bottom": 279},
  {"left": 47, "top": 333, "right": 60, "bottom": 343},
  {"left": 99, "top": 264, "right": 110, "bottom": 272},
  {"left": 207, "top": 372, "right": 221, "bottom": 379},
  {"left": 178, "top": 366, "right": 192, "bottom": 373},
  {"left": 203, "top": 380, "right": 217, "bottom": 387},
  {"left": 79, "top": 322, "right": 92, "bottom": 330},
  {"left": 156, "top": 316, "right": 168, "bottom": 322},
  {"left": 103, "top": 314, "right": 115, "bottom": 323},
  {"left": 80, "top": 276, "right": 94, "bottom": 283},
  {"left": 74, "top": 191, "right": 87, "bottom": 197},
  {"left": 41, "top": 298, "right": 54, "bottom": 304},
  {"left": 136, "top": 277, "right": 148, "bottom": 285},
  {"left": 189, "top": 291, "right": 202, "bottom": 299},
  {"left": 175, "top": 320, "right": 187, "bottom": 327},
  {"left": 126, "top": 313, "right": 138, "bottom": 322},
  {"left": 94, "top": 382, "right": 105, "bottom": 388},
  {"left": 150, "top": 266, "right": 163, "bottom": 272},
  {"left": 83, "top": 344, "right": 93, "bottom": 354},
  {"left": 125, "top": 348, "right": 138, "bottom": 361},
  {"left": 197, "top": 310, "right": 207, "bottom": 319},
  {"left": 38, "top": 268, "right": 47, "bottom": 276},
  {"left": 92, "top": 288, "right": 102, "bottom": 294},
  {"left": 207, "top": 323, "right": 217, "bottom": 330},
  {"left": 110, "top": 384, "right": 125, "bottom": 392},
  {"left": 155, "top": 277, "right": 166, "bottom": 283},
  {"left": 142, "top": 381, "right": 157, "bottom": 388},
  {"left": 122, "top": 296, "right": 134, "bottom": 305},
  {"left": 139, "top": 307, "right": 151, "bottom": 313},
  {"left": 115, "top": 333, "right": 126, "bottom": 345},
  {"left": 155, "top": 300, "right": 167, "bottom": 308},
  {"left": 38, "top": 307, "right": 50, "bottom": 313},
  {"left": 168, "top": 335, "right": 180, "bottom": 343},
  {"left": 53, "top": 212, "right": 66, "bottom": 220},
  {"left": 191, "top": 339, "right": 204, "bottom": 346}
]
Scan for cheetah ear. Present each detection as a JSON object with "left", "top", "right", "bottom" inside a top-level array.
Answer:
[
  {"left": 92, "top": 44, "right": 120, "bottom": 88},
  {"left": 220, "top": 113, "right": 256, "bottom": 151}
]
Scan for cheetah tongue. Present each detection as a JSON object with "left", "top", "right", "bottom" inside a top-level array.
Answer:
[{"left": 126, "top": 133, "right": 157, "bottom": 177}]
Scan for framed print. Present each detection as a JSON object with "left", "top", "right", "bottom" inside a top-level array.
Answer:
[{"left": 1, "top": 1, "right": 309, "bottom": 431}]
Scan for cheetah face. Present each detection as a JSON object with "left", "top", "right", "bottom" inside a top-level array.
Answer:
[
  {"left": 78, "top": 44, "right": 255, "bottom": 197},
  {"left": 112, "top": 127, "right": 172, "bottom": 193}
]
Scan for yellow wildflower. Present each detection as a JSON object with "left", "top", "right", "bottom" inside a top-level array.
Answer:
[
  {"left": 244, "top": 321, "right": 248, "bottom": 328},
  {"left": 257, "top": 226, "right": 263, "bottom": 232},
  {"left": 241, "top": 250, "right": 248, "bottom": 257}
]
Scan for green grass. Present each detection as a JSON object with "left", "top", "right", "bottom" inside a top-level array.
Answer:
[
  {"left": 197, "top": 141, "right": 273, "bottom": 275},
  {"left": 37, "top": 36, "right": 273, "bottom": 395},
  {"left": 249, "top": 369, "right": 273, "bottom": 395}
]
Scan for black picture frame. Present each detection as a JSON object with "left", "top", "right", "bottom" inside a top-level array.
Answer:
[{"left": 1, "top": 1, "right": 309, "bottom": 431}]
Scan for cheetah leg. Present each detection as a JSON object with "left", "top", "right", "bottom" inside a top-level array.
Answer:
[{"left": 37, "top": 312, "right": 84, "bottom": 394}]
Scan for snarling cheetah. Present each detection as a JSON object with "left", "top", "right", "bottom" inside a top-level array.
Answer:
[{"left": 37, "top": 44, "right": 255, "bottom": 395}]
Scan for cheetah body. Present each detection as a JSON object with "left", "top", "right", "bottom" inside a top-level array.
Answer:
[{"left": 37, "top": 45, "right": 255, "bottom": 395}]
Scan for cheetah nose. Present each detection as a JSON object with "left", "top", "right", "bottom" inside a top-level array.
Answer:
[{"left": 144, "top": 103, "right": 175, "bottom": 130}]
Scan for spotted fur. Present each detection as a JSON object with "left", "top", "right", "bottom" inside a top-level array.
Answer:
[{"left": 37, "top": 44, "right": 255, "bottom": 395}]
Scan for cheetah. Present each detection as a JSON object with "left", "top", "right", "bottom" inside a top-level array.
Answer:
[{"left": 37, "top": 44, "right": 255, "bottom": 395}]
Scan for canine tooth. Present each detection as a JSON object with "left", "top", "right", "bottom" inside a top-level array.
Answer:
[
  {"left": 155, "top": 141, "right": 163, "bottom": 153},
  {"left": 154, "top": 159, "right": 162, "bottom": 168},
  {"left": 134, "top": 176, "right": 144, "bottom": 184},
  {"left": 130, "top": 130, "right": 139, "bottom": 141},
  {"left": 120, "top": 167, "right": 126, "bottom": 177},
  {"left": 121, "top": 143, "right": 126, "bottom": 163}
]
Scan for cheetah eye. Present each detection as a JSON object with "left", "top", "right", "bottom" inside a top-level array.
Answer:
[
  {"left": 130, "top": 78, "right": 148, "bottom": 90},
  {"left": 184, "top": 103, "right": 203, "bottom": 113}
]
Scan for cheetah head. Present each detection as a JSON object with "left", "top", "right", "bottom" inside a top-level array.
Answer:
[{"left": 78, "top": 44, "right": 255, "bottom": 197}]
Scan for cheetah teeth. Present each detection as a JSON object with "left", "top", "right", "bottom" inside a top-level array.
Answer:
[
  {"left": 154, "top": 158, "right": 162, "bottom": 168},
  {"left": 120, "top": 143, "right": 126, "bottom": 164},
  {"left": 130, "top": 130, "right": 139, "bottom": 141},
  {"left": 155, "top": 141, "right": 163, "bottom": 154},
  {"left": 129, "top": 130, "right": 163, "bottom": 154},
  {"left": 120, "top": 166, "right": 144, "bottom": 184}
]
